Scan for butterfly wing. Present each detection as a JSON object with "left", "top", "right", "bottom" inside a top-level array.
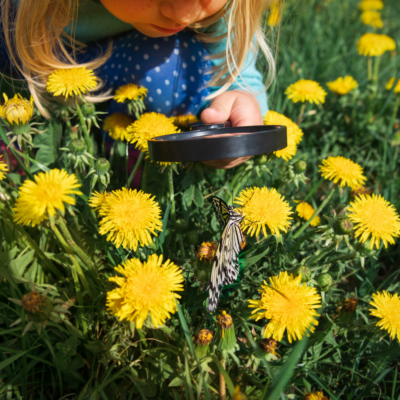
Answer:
[
  {"left": 210, "top": 196, "right": 230, "bottom": 226},
  {"left": 207, "top": 220, "right": 242, "bottom": 312}
]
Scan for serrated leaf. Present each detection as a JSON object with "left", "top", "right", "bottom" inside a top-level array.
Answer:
[
  {"left": 31, "top": 121, "right": 62, "bottom": 173},
  {"left": 8, "top": 250, "right": 35, "bottom": 277},
  {"left": 183, "top": 185, "right": 195, "bottom": 207},
  {"left": 193, "top": 187, "right": 204, "bottom": 208}
]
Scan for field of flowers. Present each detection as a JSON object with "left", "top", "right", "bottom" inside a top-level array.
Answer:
[{"left": 0, "top": 0, "right": 400, "bottom": 398}]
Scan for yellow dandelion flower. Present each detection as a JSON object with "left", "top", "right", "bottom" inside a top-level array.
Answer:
[
  {"left": 13, "top": 169, "right": 82, "bottom": 227},
  {"left": 357, "top": 33, "right": 396, "bottom": 57},
  {"left": 347, "top": 194, "right": 400, "bottom": 249},
  {"left": 361, "top": 10, "right": 383, "bottom": 28},
  {"left": 0, "top": 93, "right": 34, "bottom": 125},
  {"left": 107, "top": 254, "right": 184, "bottom": 329},
  {"left": 127, "top": 112, "right": 179, "bottom": 154},
  {"left": 264, "top": 110, "right": 303, "bottom": 161},
  {"left": 359, "top": 0, "right": 383, "bottom": 11},
  {"left": 386, "top": 77, "right": 400, "bottom": 94},
  {"left": 326, "top": 76, "right": 359, "bottom": 96},
  {"left": 47, "top": 67, "right": 98, "bottom": 98},
  {"left": 268, "top": 2, "right": 281, "bottom": 27},
  {"left": 97, "top": 187, "right": 162, "bottom": 250},
  {"left": 296, "top": 201, "right": 321, "bottom": 227},
  {"left": 370, "top": 291, "right": 400, "bottom": 342},
  {"left": 249, "top": 271, "right": 321, "bottom": 343},
  {"left": 235, "top": 187, "right": 292, "bottom": 238},
  {"left": 319, "top": 156, "right": 366, "bottom": 189},
  {"left": 88, "top": 191, "right": 108, "bottom": 211},
  {"left": 196, "top": 241, "right": 217, "bottom": 262},
  {"left": 171, "top": 114, "right": 199, "bottom": 128},
  {"left": 303, "top": 391, "right": 328, "bottom": 400},
  {"left": 0, "top": 155, "right": 8, "bottom": 180},
  {"left": 114, "top": 83, "right": 148, "bottom": 103},
  {"left": 103, "top": 113, "right": 134, "bottom": 141},
  {"left": 285, "top": 79, "right": 327, "bottom": 105}
]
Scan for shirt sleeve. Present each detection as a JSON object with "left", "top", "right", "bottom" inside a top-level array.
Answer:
[{"left": 199, "top": 18, "right": 269, "bottom": 117}]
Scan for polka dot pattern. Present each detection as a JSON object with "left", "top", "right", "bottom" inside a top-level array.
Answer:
[{"left": 79, "top": 29, "right": 212, "bottom": 117}]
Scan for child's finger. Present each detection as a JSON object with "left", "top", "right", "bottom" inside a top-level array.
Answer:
[{"left": 200, "top": 92, "right": 237, "bottom": 124}]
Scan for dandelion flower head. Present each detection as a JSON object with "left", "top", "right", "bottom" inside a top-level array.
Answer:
[
  {"left": 267, "top": 2, "right": 281, "bottom": 27},
  {"left": 114, "top": 83, "right": 148, "bottom": 103},
  {"left": 97, "top": 188, "right": 163, "bottom": 251},
  {"left": 47, "top": 67, "right": 98, "bottom": 98},
  {"left": 235, "top": 187, "right": 292, "bottom": 238},
  {"left": 264, "top": 111, "right": 303, "bottom": 161},
  {"left": 357, "top": 33, "right": 396, "bottom": 57},
  {"left": 326, "top": 76, "right": 359, "bottom": 96},
  {"left": 285, "top": 79, "right": 327, "bottom": 105},
  {"left": 361, "top": 10, "right": 383, "bottom": 28},
  {"left": 13, "top": 169, "right": 82, "bottom": 227},
  {"left": 319, "top": 156, "right": 366, "bottom": 189},
  {"left": 0, "top": 93, "right": 34, "bottom": 125},
  {"left": 369, "top": 291, "right": 400, "bottom": 342},
  {"left": 0, "top": 155, "right": 8, "bottom": 180},
  {"left": 107, "top": 254, "right": 184, "bottom": 329},
  {"left": 171, "top": 114, "right": 199, "bottom": 128},
  {"left": 359, "top": 0, "right": 383, "bottom": 11},
  {"left": 196, "top": 241, "right": 217, "bottom": 262},
  {"left": 303, "top": 392, "right": 328, "bottom": 400},
  {"left": 386, "top": 78, "right": 400, "bottom": 94},
  {"left": 347, "top": 194, "right": 400, "bottom": 249},
  {"left": 296, "top": 201, "right": 321, "bottom": 227},
  {"left": 103, "top": 113, "right": 134, "bottom": 141},
  {"left": 249, "top": 271, "right": 321, "bottom": 343},
  {"left": 127, "top": 112, "right": 179, "bottom": 154},
  {"left": 88, "top": 191, "right": 109, "bottom": 211}
]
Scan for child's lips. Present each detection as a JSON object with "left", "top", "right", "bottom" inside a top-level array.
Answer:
[{"left": 151, "top": 24, "right": 185, "bottom": 34}]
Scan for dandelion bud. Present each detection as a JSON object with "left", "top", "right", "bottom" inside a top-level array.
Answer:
[
  {"left": 294, "top": 160, "right": 307, "bottom": 174},
  {"left": 195, "top": 329, "right": 213, "bottom": 358},
  {"left": 69, "top": 139, "right": 86, "bottom": 155},
  {"left": 216, "top": 311, "right": 236, "bottom": 350},
  {"left": 0, "top": 93, "right": 34, "bottom": 127},
  {"left": 21, "top": 291, "right": 53, "bottom": 323},
  {"left": 196, "top": 241, "right": 217, "bottom": 262},
  {"left": 233, "top": 385, "right": 248, "bottom": 400},
  {"left": 334, "top": 216, "right": 354, "bottom": 235},
  {"left": 293, "top": 266, "right": 312, "bottom": 283},
  {"left": 96, "top": 158, "right": 111, "bottom": 175},
  {"left": 81, "top": 102, "right": 96, "bottom": 119},
  {"left": 343, "top": 296, "right": 358, "bottom": 313},
  {"left": 175, "top": 218, "right": 189, "bottom": 233},
  {"left": 187, "top": 230, "right": 199, "bottom": 245},
  {"left": 260, "top": 338, "right": 279, "bottom": 356},
  {"left": 316, "top": 273, "right": 333, "bottom": 290}
]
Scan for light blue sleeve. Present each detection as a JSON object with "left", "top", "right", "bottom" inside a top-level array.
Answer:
[{"left": 199, "top": 18, "right": 269, "bottom": 117}]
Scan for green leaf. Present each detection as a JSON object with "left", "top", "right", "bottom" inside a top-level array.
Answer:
[
  {"left": 159, "top": 203, "right": 172, "bottom": 247},
  {"left": 31, "top": 120, "right": 62, "bottom": 173},
  {"left": 193, "top": 187, "right": 204, "bottom": 208},
  {"left": 211, "top": 355, "right": 235, "bottom": 397},
  {"left": 0, "top": 247, "right": 18, "bottom": 265},
  {"left": 168, "top": 377, "right": 184, "bottom": 387},
  {"left": 8, "top": 250, "right": 35, "bottom": 277},
  {"left": 242, "top": 246, "right": 270, "bottom": 268},
  {"left": 183, "top": 185, "right": 195, "bottom": 207},
  {"left": 0, "top": 349, "right": 30, "bottom": 371},
  {"left": 265, "top": 336, "right": 308, "bottom": 399}
]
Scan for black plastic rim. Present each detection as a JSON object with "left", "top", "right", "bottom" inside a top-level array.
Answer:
[{"left": 147, "top": 124, "right": 287, "bottom": 162}]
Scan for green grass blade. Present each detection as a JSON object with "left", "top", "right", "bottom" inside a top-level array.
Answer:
[{"left": 211, "top": 355, "right": 235, "bottom": 397}]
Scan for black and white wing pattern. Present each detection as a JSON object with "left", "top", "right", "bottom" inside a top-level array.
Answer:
[{"left": 207, "top": 196, "right": 246, "bottom": 312}]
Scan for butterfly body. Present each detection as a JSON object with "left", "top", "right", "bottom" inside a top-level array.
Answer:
[{"left": 207, "top": 196, "right": 246, "bottom": 312}]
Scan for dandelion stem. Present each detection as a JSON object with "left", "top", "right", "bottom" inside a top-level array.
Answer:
[
  {"left": 373, "top": 56, "right": 381, "bottom": 82},
  {"left": 297, "top": 103, "right": 306, "bottom": 125},
  {"left": 168, "top": 165, "right": 176, "bottom": 227},
  {"left": 219, "top": 359, "right": 226, "bottom": 400},
  {"left": 21, "top": 141, "right": 30, "bottom": 169},
  {"left": 142, "top": 158, "right": 149, "bottom": 192},
  {"left": 293, "top": 187, "right": 335, "bottom": 239},
  {"left": 75, "top": 101, "right": 94, "bottom": 167},
  {"left": 368, "top": 57, "right": 372, "bottom": 81},
  {"left": 127, "top": 151, "right": 144, "bottom": 188},
  {"left": 57, "top": 216, "right": 97, "bottom": 275}
]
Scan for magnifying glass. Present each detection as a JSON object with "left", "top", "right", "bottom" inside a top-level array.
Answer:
[{"left": 147, "top": 122, "right": 287, "bottom": 162}]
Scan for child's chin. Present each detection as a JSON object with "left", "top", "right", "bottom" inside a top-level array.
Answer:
[{"left": 132, "top": 23, "right": 176, "bottom": 38}]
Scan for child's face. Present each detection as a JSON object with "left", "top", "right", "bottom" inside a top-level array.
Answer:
[{"left": 99, "top": 0, "right": 228, "bottom": 37}]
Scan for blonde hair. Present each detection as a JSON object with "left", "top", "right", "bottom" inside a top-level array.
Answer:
[{"left": 1, "top": 0, "right": 281, "bottom": 115}]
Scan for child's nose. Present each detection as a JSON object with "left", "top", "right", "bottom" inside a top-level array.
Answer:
[{"left": 159, "top": 0, "right": 203, "bottom": 26}]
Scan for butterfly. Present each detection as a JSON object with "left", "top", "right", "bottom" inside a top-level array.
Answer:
[{"left": 207, "top": 196, "right": 246, "bottom": 312}]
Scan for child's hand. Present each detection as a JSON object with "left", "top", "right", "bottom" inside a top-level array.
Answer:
[{"left": 200, "top": 90, "right": 264, "bottom": 169}]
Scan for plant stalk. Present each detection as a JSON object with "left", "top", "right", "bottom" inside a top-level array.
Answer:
[
  {"left": 219, "top": 359, "right": 226, "bottom": 400},
  {"left": 373, "top": 56, "right": 381, "bottom": 82},
  {"left": 127, "top": 151, "right": 144, "bottom": 188},
  {"left": 75, "top": 100, "right": 94, "bottom": 167},
  {"left": 367, "top": 57, "right": 372, "bottom": 81},
  {"left": 21, "top": 141, "right": 30, "bottom": 169},
  {"left": 297, "top": 103, "right": 306, "bottom": 125},
  {"left": 168, "top": 165, "right": 176, "bottom": 227}
]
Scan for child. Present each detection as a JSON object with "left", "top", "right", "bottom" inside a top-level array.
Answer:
[{"left": 0, "top": 0, "right": 278, "bottom": 168}]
